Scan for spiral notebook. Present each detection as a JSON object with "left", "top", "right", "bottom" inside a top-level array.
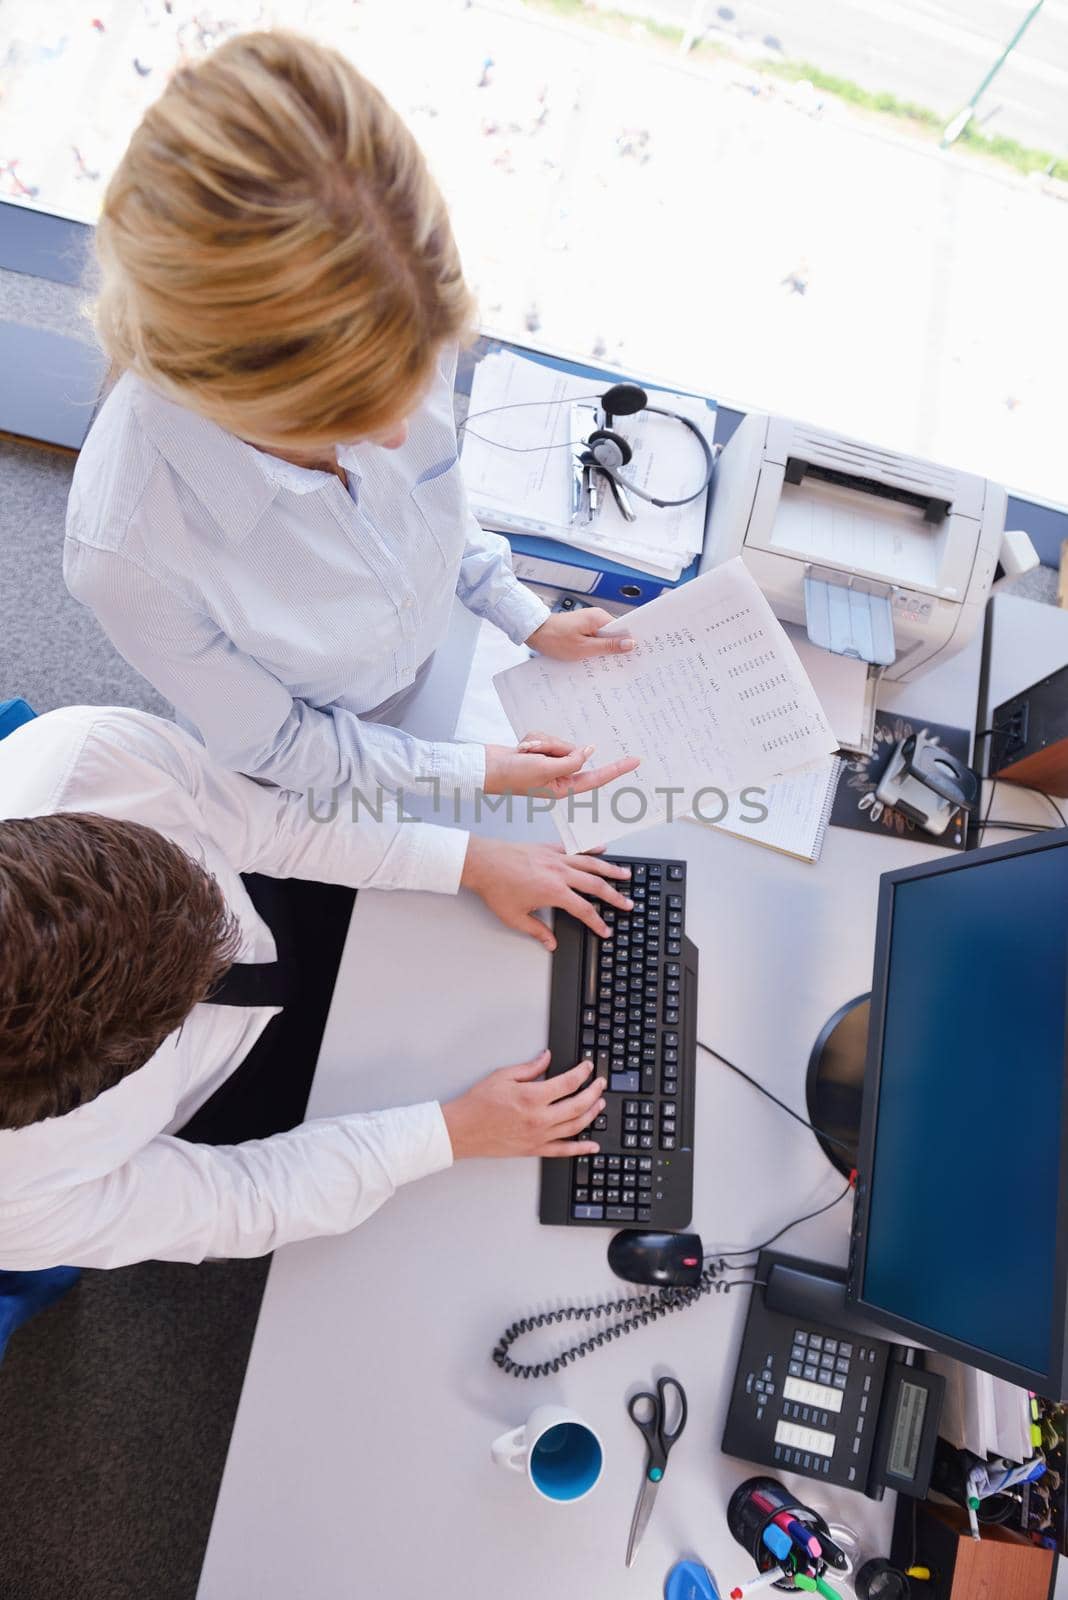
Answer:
[{"left": 691, "top": 755, "right": 843, "bottom": 863}]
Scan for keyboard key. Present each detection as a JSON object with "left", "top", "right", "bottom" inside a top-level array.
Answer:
[
  {"left": 637, "top": 1206, "right": 652, "bottom": 1222},
  {"left": 638, "top": 1172, "right": 652, "bottom": 1189},
  {"left": 803, "top": 1365, "right": 818, "bottom": 1381},
  {"left": 575, "top": 1158, "right": 590, "bottom": 1184},
  {"left": 788, "top": 1361, "right": 803, "bottom": 1377},
  {"left": 667, "top": 940, "right": 681, "bottom": 956},
  {"left": 624, "top": 1100, "right": 638, "bottom": 1114},
  {"left": 622, "top": 1134, "right": 637, "bottom": 1149},
  {"left": 623, "top": 1155, "right": 637, "bottom": 1171},
  {"left": 574, "top": 1188, "right": 589, "bottom": 1203},
  {"left": 610, "top": 1072, "right": 640, "bottom": 1093},
  {"left": 622, "top": 1189, "right": 636, "bottom": 1205},
  {"left": 606, "top": 1189, "right": 620, "bottom": 1204},
  {"left": 591, "top": 1188, "right": 605, "bottom": 1202},
  {"left": 640, "top": 1135, "right": 653, "bottom": 1149},
  {"left": 663, "top": 1008, "right": 679, "bottom": 1025},
  {"left": 593, "top": 1114, "right": 607, "bottom": 1131},
  {"left": 661, "top": 1136, "right": 675, "bottom": 1150},
  {"left": 833, "top": 1374, "right": 848, "bottom": 1390},
  {"left": 624, "top": 1118, "right": 638, "bottom": 1133},
  {"left": 664, "top": 1033, "right": 679, "bottom": 1049},
  {"left": 607, "top": 1206, "right": 634, "bottom": 1222},
  {"left": 572, "top": 1205, "right": 604, "bottom": 1221}
]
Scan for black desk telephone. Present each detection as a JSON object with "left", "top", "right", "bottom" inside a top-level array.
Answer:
[{"left": 722, "top": 1251, "right": 944, "bottom": 1500}]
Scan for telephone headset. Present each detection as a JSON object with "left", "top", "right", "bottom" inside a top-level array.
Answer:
[
  {"left": 458, "top": 381, "right": 717, "bottom": 509},
  {"left": 492, "top": 1042, "right": 856, "bottom": 1379}
]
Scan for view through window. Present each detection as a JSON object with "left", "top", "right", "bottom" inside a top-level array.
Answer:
[{"left": 2, "top": 0, "right": 1066, "bottom": 505}]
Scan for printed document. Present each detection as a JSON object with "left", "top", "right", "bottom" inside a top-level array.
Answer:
[{"left": 494, "top": 557, "right": 838, "bottom": 852}]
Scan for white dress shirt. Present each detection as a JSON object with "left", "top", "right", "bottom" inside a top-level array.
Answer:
[
  {"left": 0, "top": 707, "right": 469, "bottom": 1270},
  {"left": 63, "top": 348, "right": 549, "bottom": 798}
]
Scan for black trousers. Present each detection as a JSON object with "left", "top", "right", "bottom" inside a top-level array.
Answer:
[{"left": 175, "top": 875, "right": 356, "bottom": 1146}]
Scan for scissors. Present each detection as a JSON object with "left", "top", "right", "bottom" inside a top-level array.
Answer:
[{"left": 625, "top": 1375, "right": 688, "bottom": 1567}]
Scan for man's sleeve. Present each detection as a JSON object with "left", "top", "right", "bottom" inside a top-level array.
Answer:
[
  {"left": 13, "top": 1103, "right": 454, "bottom": 1269},
  {"left": 73, "top": 707, "right": 471, "bottom": 896}
]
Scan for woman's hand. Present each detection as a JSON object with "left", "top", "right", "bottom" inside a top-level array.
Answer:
[
  {"left": 461, "top": 835, "right": 633, "bottom": 948},
  {"left": 483, "top": 733, "right": 639, "bottom": 798},
  {"left": 441, "top": 1052, "right": 604, "bottom": 1159},
  {"left": 526, "top": 607, "right": 634, "bottom": 661}
]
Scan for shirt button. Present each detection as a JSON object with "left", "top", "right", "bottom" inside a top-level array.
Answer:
[{"left": 402, "top": 596, "right": 414, "bottom": 610}]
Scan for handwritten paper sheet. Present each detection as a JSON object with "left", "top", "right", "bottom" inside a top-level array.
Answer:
[{"left": 494, "top": 557, "right": 839, "bottom": 852}]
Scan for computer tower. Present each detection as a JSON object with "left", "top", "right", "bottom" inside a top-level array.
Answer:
[{"left": 989, "top": 662, "right": 1068, "bottom": 797}]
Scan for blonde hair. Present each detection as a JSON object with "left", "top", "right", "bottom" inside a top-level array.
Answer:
[{"left": 92, "top": 30, "right": 475, "bottom": 449}]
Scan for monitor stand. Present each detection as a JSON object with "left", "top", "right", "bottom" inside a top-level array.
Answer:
[{"left": 805, "top": 993, "right": 870, "bottom": 1178}]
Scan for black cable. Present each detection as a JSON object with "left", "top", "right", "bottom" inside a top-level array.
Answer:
[
  {"left": 1007, "top": 782, "right": 1068, "bottom": 828},
  {"left": 713, "top": 1179, "right": 853, "bottom": 1261},
  {"left": 697, "top": 1040, "right": 855, "bottom": 1156},
  {"left": 492, "top": 1266, "right": 764, "bottom": 1380},
  {"left": 492, "top": 1180, "right": 854, "bottom": 1378}
]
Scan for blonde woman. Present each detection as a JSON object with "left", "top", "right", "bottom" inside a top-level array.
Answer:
[{"left": 65, "top": 31, "right": 636, "bottom": 843}]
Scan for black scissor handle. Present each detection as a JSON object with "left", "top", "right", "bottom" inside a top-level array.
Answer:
[
  {"left": 656, "top": 1376, "right": 688, "bottom": 1450},
  {"left": 627, "top": 1377, "right": 688, "bottom": 1477}
]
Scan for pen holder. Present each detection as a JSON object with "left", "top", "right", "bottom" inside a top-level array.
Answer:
[{"left": 727, "top": 1477, "right": 832, "bottom": 1591}]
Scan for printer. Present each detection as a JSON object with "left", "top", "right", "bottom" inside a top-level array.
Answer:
[{"left": 702, "top": 413, "right": 1033, "bottom": 682}]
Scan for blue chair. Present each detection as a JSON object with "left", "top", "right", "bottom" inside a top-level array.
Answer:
[{"left": 0, "top": 698, "right": 81, "bottom": 1357}]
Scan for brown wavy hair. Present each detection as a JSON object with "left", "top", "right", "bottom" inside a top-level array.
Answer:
[
  {"left": 0, "top": 813, "right": 241, "bottom": 1130},
  {"left": 92, "top": 29, "right": 476, "bottom": 450}
]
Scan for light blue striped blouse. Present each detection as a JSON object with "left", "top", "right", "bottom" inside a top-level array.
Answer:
[{"left": 63, "top": 347, "right": 550, "bottom": 798}]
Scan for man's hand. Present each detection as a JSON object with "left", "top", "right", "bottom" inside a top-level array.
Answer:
[
  {"left": 462, "top": 835, "right": 633, "bottom": 949},
  {"left": 483, "top": 734, "right": 638, "bottom": 798},
  {"left": 526, "top": 607, "right": 634, "bottom": 661},
  {"left": 441, "top": 1052, "right": 604, "bottom": 1159}
]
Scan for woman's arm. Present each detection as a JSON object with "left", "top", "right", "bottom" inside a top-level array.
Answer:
[
  {"left": 454, "top": 513, "right": 552, "bottom": 644},
  {"left": 65, "top": 542, "right": 487, "bottom": 799}
]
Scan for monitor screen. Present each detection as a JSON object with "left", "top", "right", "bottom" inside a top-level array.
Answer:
[{"left": 860, "top": 841, "right": 1068, "bottom": 1377}]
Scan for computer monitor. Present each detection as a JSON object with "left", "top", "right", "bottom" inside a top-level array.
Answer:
[{"left": 849, "top": 828, "right": 1068, "bottom": 1397}]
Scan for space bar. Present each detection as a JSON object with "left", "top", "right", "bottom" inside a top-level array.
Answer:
[{"left": 582, "top": 933, "right": 600, "bottom": 1009}]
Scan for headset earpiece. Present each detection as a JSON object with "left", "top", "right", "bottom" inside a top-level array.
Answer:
[{"left": 587, "top": 428, "right": 632, "bottom": 472}]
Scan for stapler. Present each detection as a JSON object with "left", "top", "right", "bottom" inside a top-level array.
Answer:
[{"left": 874, "top": 729, "right": 978, "bottom": 837}]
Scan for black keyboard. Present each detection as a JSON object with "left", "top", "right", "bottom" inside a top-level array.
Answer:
[{"left": 538, "top": 856, "right": 698, "bottom": 1230}]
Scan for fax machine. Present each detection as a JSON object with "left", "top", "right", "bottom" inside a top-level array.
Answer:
[{"left": 702, "top": 413, "right": 1033, "bottom": 682}]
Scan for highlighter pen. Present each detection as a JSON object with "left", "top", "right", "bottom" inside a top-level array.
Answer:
[
  {"left": 793, "top": 1576, "right": 840, "bottom": 1600},
  {"left": 772, "top": 1512, "right": 822, "bottom": 1560},
  {"left": 729, "top": 1567, "right": 788, "bottom": 1600},
  {"left": 762, "top": 1525, "right": 794, "bottom": 1565}
]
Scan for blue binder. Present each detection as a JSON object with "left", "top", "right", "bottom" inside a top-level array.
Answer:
[{"left": 457, "top": 339, "right": 715, "bottom": 607}]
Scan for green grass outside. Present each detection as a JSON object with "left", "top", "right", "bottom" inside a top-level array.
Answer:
[{"left": 519, "top": 0, "right": 1068, "bottom": 184}]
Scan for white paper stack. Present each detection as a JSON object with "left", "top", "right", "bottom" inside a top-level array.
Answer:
[
  {"left": 460, "top": 349, "right": 713, "bottom": 582},
  {"left": 493, "top": 557, "right": 838, "bottom": 854},
  {"left": 925, "top": 1353, "right": 1034, "bottom": 1463}
]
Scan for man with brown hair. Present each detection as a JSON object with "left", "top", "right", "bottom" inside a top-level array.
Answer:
[{"left": 0, "top": 707, "right": 628, "bottom": 1269}]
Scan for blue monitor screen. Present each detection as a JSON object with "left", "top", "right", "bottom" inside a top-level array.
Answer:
[{"left": 862, "top": 843, "right": 1068, "bottom": 1376}]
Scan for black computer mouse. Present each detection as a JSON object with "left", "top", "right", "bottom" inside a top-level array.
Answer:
[{"left": 607, "top": 1230, "right": 704, "bottom": 1288}]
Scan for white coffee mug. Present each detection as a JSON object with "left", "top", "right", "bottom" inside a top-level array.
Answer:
[{"left": 491, "top": 1405, "right": 604, "bottom": 1503}]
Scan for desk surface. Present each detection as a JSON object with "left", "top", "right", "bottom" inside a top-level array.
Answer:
[{"left": 198, "top": 623, "right": 983, "bottom": 1600}]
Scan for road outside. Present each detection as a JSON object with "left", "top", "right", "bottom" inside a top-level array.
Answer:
[
  {"left": 1, "top": 0, "right": 1066, "bottom": 506},
  {"left": 610, "top": 0, "right": 1068, "bottom": 155}
]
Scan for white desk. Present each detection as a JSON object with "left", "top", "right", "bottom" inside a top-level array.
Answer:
[{"left": 199, "top": 627, "right": 983, "bottom": 1600}]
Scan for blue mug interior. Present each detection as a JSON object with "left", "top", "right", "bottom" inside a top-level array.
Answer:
[{"left": 529, "top": 1422, "right": 603, "bottom": 1501}]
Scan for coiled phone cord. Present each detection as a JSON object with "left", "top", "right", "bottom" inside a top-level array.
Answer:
[{"left": 491, "top": 1258, "right": 762, "bottom": 1380}]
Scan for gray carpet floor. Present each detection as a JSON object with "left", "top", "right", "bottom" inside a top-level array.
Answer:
[{"left": 0, "top": 436, "right": 268, "bottom": 1600}]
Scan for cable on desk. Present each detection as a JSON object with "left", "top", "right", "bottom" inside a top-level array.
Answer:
[
  {"left": 492, "top": 1263, "right": 764, "bottom": 1380},
  {"left": 697, "top": 1040, "right": 854, "bottom": 1155},
  {"left": 711, "top": 1179, "right": 854, "bottom": 1264}
]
